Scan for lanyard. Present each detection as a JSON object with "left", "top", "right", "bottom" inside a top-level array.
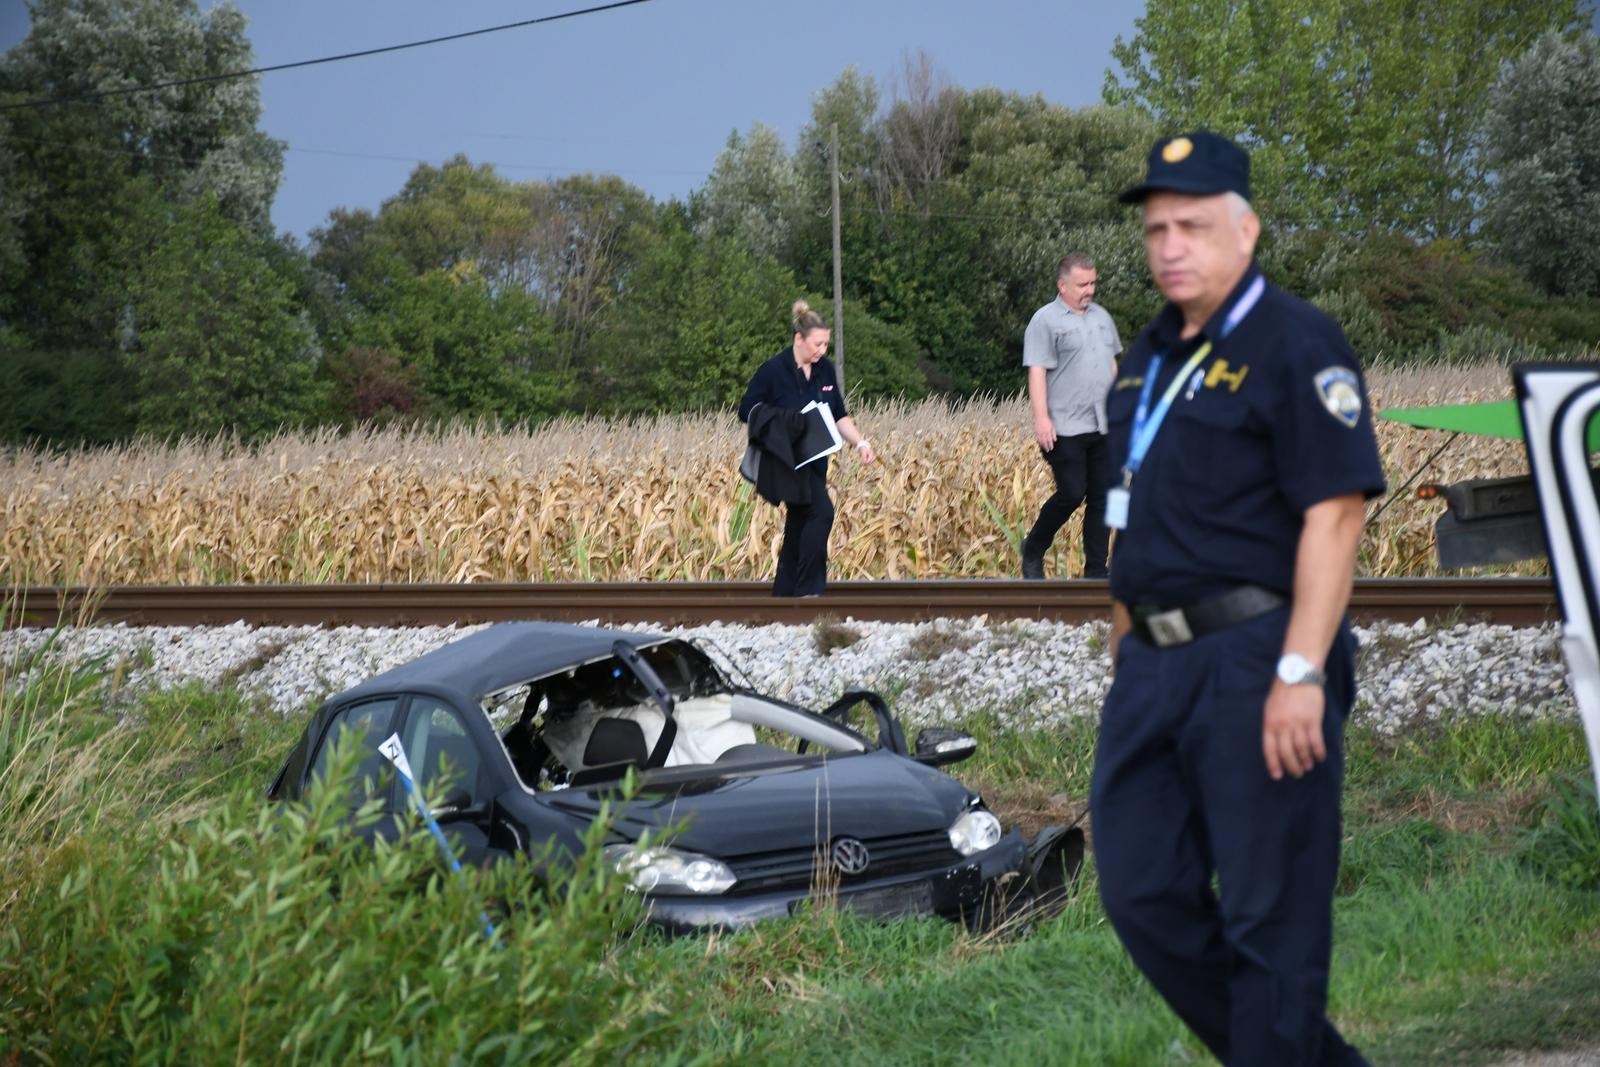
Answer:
[{"left": 1123, "top": 275, "right": 1266, "bottom": 483}]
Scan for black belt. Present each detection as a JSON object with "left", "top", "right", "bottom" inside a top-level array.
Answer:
[{"left": 1130, "top": 586, "right": 1286, "bottom": 648}]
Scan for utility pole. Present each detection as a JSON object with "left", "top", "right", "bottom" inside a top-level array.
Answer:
[{"left": 830, "top": 122, "right": 845, "bottom": 394}]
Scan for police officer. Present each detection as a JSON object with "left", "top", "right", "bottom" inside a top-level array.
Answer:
[{"left": 1092, "top": 132, "right": 1384, "bottom": 1065}]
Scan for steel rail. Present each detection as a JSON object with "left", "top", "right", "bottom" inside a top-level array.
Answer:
[{"left": 1, "top": 578, "right": 1559, "bottom": 629}]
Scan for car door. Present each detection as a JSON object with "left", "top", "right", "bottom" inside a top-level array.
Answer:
[
  {"left": 305, "top": 696, "right": 404, "bottom": 843},
  {"left": 1514, "top": 362, "right": 1600, "bottom": 812},
  {"left": 395, "top": 696, "right": 503, "bottom": 868}
]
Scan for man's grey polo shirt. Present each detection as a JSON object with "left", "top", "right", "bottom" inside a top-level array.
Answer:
[{"left": 1022, "top": 298, "right": 1123, "bottom": 435}]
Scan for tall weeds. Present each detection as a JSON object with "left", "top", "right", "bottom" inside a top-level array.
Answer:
[
  {"left": 0, "top": 731, "right": 688, "bottom": 1065},
  {"left": 0, "top": 630, "right": 141, "bottom": 884}
]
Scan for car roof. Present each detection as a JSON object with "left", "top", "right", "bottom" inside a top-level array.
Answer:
[{"left": 327, "top": 621, "right": 673, "bottom": 707}]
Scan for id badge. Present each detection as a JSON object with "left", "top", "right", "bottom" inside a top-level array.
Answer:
[{"left": 1105, "top": 487, "right": 1130, "bottom": 530}]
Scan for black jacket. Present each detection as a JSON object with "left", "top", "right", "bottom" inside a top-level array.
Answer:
[{"left": 744, "top": 403, "right": 813, "bottom": 506}]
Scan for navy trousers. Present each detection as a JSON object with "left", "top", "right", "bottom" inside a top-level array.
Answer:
[
  {"left": 1091, "top": 608, "right": 1368, "bottom": 1066},
  {"left": 1023, "top": 432, "right": 1112, "bottom": 578},
  {"left": 772, "top": 466, "right": 833, "bottom": 597}
]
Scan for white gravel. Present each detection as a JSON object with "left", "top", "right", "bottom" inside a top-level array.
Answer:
[{"left": 0, "top": 616, "right": 1578, "bottom": 731}]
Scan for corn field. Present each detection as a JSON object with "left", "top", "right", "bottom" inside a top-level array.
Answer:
[{"left": 0, "top": 361, "right": 1549, "bottom": 585}]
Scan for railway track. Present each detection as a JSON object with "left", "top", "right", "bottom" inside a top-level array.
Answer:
[{"left": 1, "top": 578, "right": 1560, "bottom": 629}]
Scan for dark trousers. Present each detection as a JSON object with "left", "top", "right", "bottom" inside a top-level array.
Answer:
[
  {"left": 1090, "top": 608, "right": 1368, "bottom": 1067},
  {"left": 773, "top": 467, "right": 833, "bottom": 597},
  {"left": 1023, "top": 432, "right": 1111, "bottom": 578}
]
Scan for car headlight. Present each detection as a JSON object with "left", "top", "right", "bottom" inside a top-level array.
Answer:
[
  {"left": 948, "top": 809, "right": 1003, "bottom": 856},
  {"left": 603, "top": 844, "right": 737, "bottom": 895}
]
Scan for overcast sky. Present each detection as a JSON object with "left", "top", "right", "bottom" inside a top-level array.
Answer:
[{"left": 0, "top": 1, "right": 1142, "bottom": 242}]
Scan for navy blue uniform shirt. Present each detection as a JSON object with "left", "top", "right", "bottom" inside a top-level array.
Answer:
[
  {"left": 738, "top": 347, "right": 850, "bottom": 473},
  {"left": 1107, "top": 262, "right": 1386, "bottom": 606}
]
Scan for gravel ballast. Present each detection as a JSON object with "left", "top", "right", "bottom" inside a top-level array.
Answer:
[{"left": 0, "top": 616, "right": 1578, "bottom": 731}]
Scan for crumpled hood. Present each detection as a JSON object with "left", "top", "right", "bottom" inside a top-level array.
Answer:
[{"left": 545, "top": 750, "right": 975, "bottom": 855}]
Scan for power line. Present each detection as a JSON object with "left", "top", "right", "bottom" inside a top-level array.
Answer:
[{"left": 0, "top": 0, "right": 654, "bottom": 114}]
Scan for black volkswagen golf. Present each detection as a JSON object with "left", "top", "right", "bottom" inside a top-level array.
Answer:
[{"left": 267, "top": 621, "right": 1081, "bottom": 932}]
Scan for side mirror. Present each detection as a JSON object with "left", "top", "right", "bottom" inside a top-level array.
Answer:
[
  {"left": 913, "top": 727, "right": 978, "bottom": 767},
  {"left": 428, "top": 788, "right": 487, "bottom": 824}
]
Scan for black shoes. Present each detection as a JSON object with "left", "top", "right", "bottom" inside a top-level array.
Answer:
[{"left": 1021, "top": 551, "right": 1045, "bottom": 580}]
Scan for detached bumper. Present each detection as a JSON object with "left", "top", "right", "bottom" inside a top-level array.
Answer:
[{"left": 644, "top": 829, "right": 1030, "bottom": 934}]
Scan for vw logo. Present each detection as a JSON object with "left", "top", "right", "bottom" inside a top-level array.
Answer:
[{"left": 830, "top": 836, "right": 870, "bottom": 875}]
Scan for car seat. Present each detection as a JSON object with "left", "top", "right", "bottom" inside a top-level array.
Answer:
[{"left": 582, "top": 717, "right": 649, "bottom": 767}]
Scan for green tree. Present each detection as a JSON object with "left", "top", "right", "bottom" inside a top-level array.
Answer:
[
  {"left": 350, "top": 156, "right": 531, "bottom": 283},
  {"left": 311, "top": 160, "right": 656, "bottom": 380},
  {"left": 588, "top": 207, "right": 802, "bottom": 413},
  {"left": 740, "top": 66, "right": 1170, "bottom": 396},
  {"left": 1482, "top": 30, "right": 1600, "bottom": 296},
  {"left": 794, "top": 66, "right": 881, "bottom": 206},
  {"left": 590, "top": 205, "right": 927, "bottom": 415},
  {"left": 128, "top": 196, "right": 325, "bottom": 440},
  {"left": 953, "top": 93, "right": 1158, "bottom": 388},
  {"left": 346, "top": 258, "right": 566, "bottom": 422},
  {"left": 1105, "top": 0, "right": 1584, "bottom": 238},
  {"left": 0, "top": 0, "right": 285, "bottom": 350},
  {"left": 527, "top": 174, "right": 658, "bottom": 367},
  {"left": 696, "top": 123, "right": 802, "bottom": 262},
  {"left": 784, "top": 66, "right": 883, "bottom": 294}
]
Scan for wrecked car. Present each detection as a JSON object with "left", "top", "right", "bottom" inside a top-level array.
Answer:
[{"left": 267, "top": 621, "right": 1083, "bottom": 933}]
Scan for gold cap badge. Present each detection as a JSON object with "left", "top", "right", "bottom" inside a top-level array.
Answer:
[{"left": 1162, "top": 137, "right": 1193, "bottom": 163}]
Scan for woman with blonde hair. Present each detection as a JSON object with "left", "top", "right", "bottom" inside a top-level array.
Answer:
[{"left": 737, "top": 300, "right": 875, "bottom": 597}]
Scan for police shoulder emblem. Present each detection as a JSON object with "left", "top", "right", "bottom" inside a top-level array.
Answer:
[
  {"left": 1162, "top": 137, "right": 1193, "bottom": 163},
  {"left": 1313, "top": 366, "right": 1362, "bottom": 428}
]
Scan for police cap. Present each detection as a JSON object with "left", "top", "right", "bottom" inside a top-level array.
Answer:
[{"left": 1119, "top": 131, "right": 1251, "bottom": 204}]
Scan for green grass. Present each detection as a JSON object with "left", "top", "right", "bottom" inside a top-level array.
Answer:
[{"left": 4, "top": 645, "right": 1600, "bottom": 1065}]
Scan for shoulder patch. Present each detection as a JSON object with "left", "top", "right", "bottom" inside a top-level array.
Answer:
[{"left": 1313, "top": 366, "right": 1362, "bottom": 428}]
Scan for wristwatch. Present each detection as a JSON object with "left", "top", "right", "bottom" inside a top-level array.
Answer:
[{"left": 1276, "top": 652, "right": 1326, "bottom": 687}]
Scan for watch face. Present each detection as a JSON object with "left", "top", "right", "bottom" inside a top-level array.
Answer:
[{"left": 1277, "top": 654, "right": 1311, "bottom": 684}]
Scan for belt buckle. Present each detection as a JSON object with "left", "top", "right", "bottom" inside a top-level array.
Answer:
[{"left": 1144, "top": 608, "right": 1194, "bottom": 647}]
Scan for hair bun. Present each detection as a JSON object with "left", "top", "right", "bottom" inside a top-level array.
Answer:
[{"left": 791, "top": 299, "right": 812, "bottom": 318}]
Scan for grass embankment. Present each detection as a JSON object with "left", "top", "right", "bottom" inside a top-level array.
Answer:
[
  {"left": 0, "top": 360, "right": 1543, "bottom": 586},
  {"left": 2, "top": 637, "right": 1599, "bottom": 1064}
]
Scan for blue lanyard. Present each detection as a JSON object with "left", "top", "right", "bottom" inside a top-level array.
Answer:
[{"left": 1124, "top": 275, "right": 1266, "bottom": 482}]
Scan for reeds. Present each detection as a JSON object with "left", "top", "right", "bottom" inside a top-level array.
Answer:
[{"left": 0, "top": 362, "right": 1551, "bottom": 584}]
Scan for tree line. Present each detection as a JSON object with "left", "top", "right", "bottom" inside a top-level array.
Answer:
[{"left": 2, "top": 0, "right": 1598, "bottom": 448}]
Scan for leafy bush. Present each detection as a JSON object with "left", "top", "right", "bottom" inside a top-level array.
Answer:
[
  {"left": 0, "top": 747, "right": 688, "bottom": 1065},
  {"left": 1260, "top": 227, "right": 1600, "bottom": 363},
  {"left": 1311, "top": 289, "right": 1388, "bottom": 362},
  {"left": 1415, "top": 323, "right": 1550, "bottom": 366},
  {"left": 0, "top": 644, "right": 692, "bottom": 1065}
]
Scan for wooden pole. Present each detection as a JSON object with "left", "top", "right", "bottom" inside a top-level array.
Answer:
[{"left": 830, "top": 122, "right": 845, "bottom": 394}]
